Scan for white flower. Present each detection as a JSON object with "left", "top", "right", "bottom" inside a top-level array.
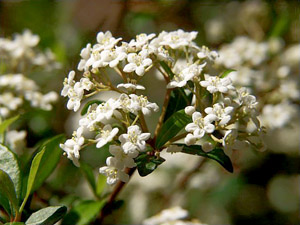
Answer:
[
  {"left": 204, "top": 103, "right": 234, "bottom": 126},
  {"left": 78, "top": 43, "right": 92, "bottom": 71},
  {"left": 119, "top": 125, "right": 150, "bottom": 154},
  {"left": 95, "top": 124, "right": 119, "bottom": 148},
  {"left": 185, "top": 112, "right": 215, "bottom": 143},
  {"left": 95, "top": 98, "right": 120, "bottom": 122},
  {"left": 0, "top": 92, "right": 23, "bottom": 110},
  {"left": 109, "top": 145, "right": 137, "bottom": 168},
  {"left": 200, "top": 75, "right": 235, "bottom": 93},
  {"left": 65, "top": 83, "right": 84, "bottom": 112},
  {"left": 197, "top": 46, "right": 219, "bottom": 61},
  {"left": 96, "top": 31, "right": 121, "bottom": 50},
  {"left": 167, "top": 63, "right": 206, "bottom": 89},
  {"left": 79, "top": 104, "right": 99, "bottom": 130},
  {"left": 117, "top": 82, "right": 145, "bottom": 91},
  {"left": 123, "top": 50, "right": 152, "bottom": 76},
  {"left": 79, "top": 77, "right": 94, "bottom": 91},
  {"left": 129, "top": 33, "right": 156, "bottom": 50},
  {"left": 99, "top": 156, "right": 129, "bottom": 185},
  {"left": 129, "top": 94, "right": 159, "bottom": 115},
  {"left": 158, "top": 29, "right": 198, "bottom": 49},
  {"left": 60, "top": 127, "right": 85, "bottom": 167}
]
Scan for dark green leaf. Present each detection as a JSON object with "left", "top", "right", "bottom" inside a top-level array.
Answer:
[
  {"left": 31, "top": 134, "right": 65, "bottom": 192},
  {"left": 0, "top": 115, "right": 19, "bottom": 142},
  {"left": 80, "top": 162, "right": 96, "bottom": 194},
  {"left": 0, "top": 169, "right": 19, "bottom": 215},
  {"left": 180, "top": 145, "right": 233, "bottom": 173},
  {"left": 81, "top": 100, "right": 103, "bottom": 116},
  {"left": 25, "top": 206, "right": 67, "bottom": 225},
  {"left": 0, "top": 192, "right": 11, "bottom": 215},
  {"left": 268, "top": 13, "right": 290, "bottom": 38},
  {"left": 220, "top": 69, "right": 236, "bottom": 78},
  {"left": 0, "top": 144, "right": 21, "bottom": 198},
  {"left": 135, "top": 153, "right": 165, "bottom": 177},
  {"left": 155, "top": 110, "right": 192, "bottom": 149},
  {"left": 164, "top": 89, "right": 192, "bottom": 122},
  {"left": 61, "top": 200, "right": 105, "bottom": 225}
]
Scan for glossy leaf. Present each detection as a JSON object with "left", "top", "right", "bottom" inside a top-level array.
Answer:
[
  {"left": 81, "top": 100, "right": 103, "bottom": 116},
  {"left": 180, "top": 145, "right": 233, "bottom": 173},
  {"left": 155, "top": 110, "right": 192, "bottom": 149},
  {"left": 0, "top": 169, "right": 19, "bottom": 216},
  {"left": 25, "top": 206, "right": 67, "bottom": 225},
  {"left": 21, "top": 147, "right": 45, "bottom": 212},
  {"left": 61, "top": 200, "right": 105, "bottom": 225},
  {"left": 0, "top": 192, "right": 11, "bottom": 215},
  {"left": 164, "top": 89, "right": 192, "bottom": 122},
  {"left": 135, "top": 153, "right": 165, "bottom": 177},
  {"left": 31, "top": 134, "right": 65, "bottom": 193},
  {"left": 0, "top": 115, "right": 19, "bottom": 142},
  {"left": 0, "top": 144, "right": 21, "bottom": 197},
  {"left": 160, "top": 61, "right": 174, "bottom": 79}
]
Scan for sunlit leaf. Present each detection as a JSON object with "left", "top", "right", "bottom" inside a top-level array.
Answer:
[
  {"left": 25, "top": 206, "right": 67, "bottom": 225},
  {"left": 155, "top": 110, "right": 191, "bottom": 149},
  {"left": 0, "top": 144, "right": 21, "bottom": 198}
]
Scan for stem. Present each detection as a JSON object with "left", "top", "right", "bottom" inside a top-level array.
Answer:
[
  {"left": 154, "top": 89, "right": 172, "bottom": 140},
  {"left": 163, "top": 132, "right": 188, "bottom": 148},
  {"left": 138, "top": 112, "right": 149, "bottom": 133}
]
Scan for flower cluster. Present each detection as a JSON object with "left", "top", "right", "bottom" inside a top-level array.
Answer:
[
  {"left": 216, "top": 37, "right": 300, "bottom": 131},
  {"left": 61, "top": 30, "right": 265, "bottom": 185},
  {"left": 0, "top": 30, "right": 60, "bottom": 118}
]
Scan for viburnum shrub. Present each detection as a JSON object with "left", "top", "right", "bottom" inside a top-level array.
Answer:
[{"left": 60, "top": 29, "right": 266, "bottom": 187}]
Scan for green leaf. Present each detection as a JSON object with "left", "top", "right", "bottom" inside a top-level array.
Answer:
[
  {"left": 96, "top": 174, "right": 107, "bottom": 197},
  {"left": 135, "top": 153, "right": 165, "bottom": 177},
  {"left": 0, "top": 169, "right": 19, "bottom": 216},
  {"left": 0, "top": 144, "right": 21, "bottom": 198},
  {"left": 61, "top": 200, "right": 105, "bottom": 225},
  {"left": 0, "top": 192, "right": 11, "bottom": 215},
  {"left": 80, "top": 162, "right": 96, "bottom": 194},
  {"left": 21, "top": 147, "right": 45, "bottom": 212},
  {"left": 268, "top": 13, "right": 290, "bottom": 38},
  {"left": 25, "top": 206, "right": 67, "bottom": 225},
  {"left": 180, "top": 145, "right": 233, "bottom": 173},
  {"left": 220, "top": 69, "right": 236, "bottom": 78},
  {"left": 80, "top": 100, "right": 103, "bottom": 116},
  {"left": 0, "top": 115, "right": 19, "bottom": 142},
  {"left": 31, "top": 134, "right": 65, "bottom": 192},
  {"left": 155, "top": 110, "right": 192, "bottom": 149},
  {"left": 164, "top": 89, "right": 192, "bottom": 122}
]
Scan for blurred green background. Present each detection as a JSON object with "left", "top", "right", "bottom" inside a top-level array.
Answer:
[{"left": 0, "top": 0, "right": 299, "bottom": 224}]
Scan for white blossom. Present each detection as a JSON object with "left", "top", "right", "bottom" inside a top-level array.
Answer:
[
  {"left": 5, "top": 130, "right": 27, "bottom": 152},
  {"left": 200, "top": 75, "right": 235, "bottom": 93},
  {"left": 99, "top": 156, "right": 129, "bottom": 185},
  {"left": 117, "top": 82, "right": 145, "bottom": 91},
  {"left": 204, "top": 103, "right": 234, "bottom": 126},
  {"left": 95, "top": 124, "right": 119, "bottom": 148},
  {"left": 167, "top": 63, "right": 206, "bottom": 89},
  {"left": 109, "top": 145, "right": 137, "bottom": 168},
  {"left": 158, "top": 29, "right": 198, "bottom": 49},
  {"left": 123, "top": 50, "right": 152, "bottom": 76},
  {"left": 60, "top": 127, "right": 85, "bottom": 167},
  {"left": 119, "top": 125, "right": 150, "bottom": 154},
  {"left": 129, "top": 94, "right": 159, "bottom": 115},
  {"left": 185, "top": 112, "right": 215, "bottom": 144}
]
